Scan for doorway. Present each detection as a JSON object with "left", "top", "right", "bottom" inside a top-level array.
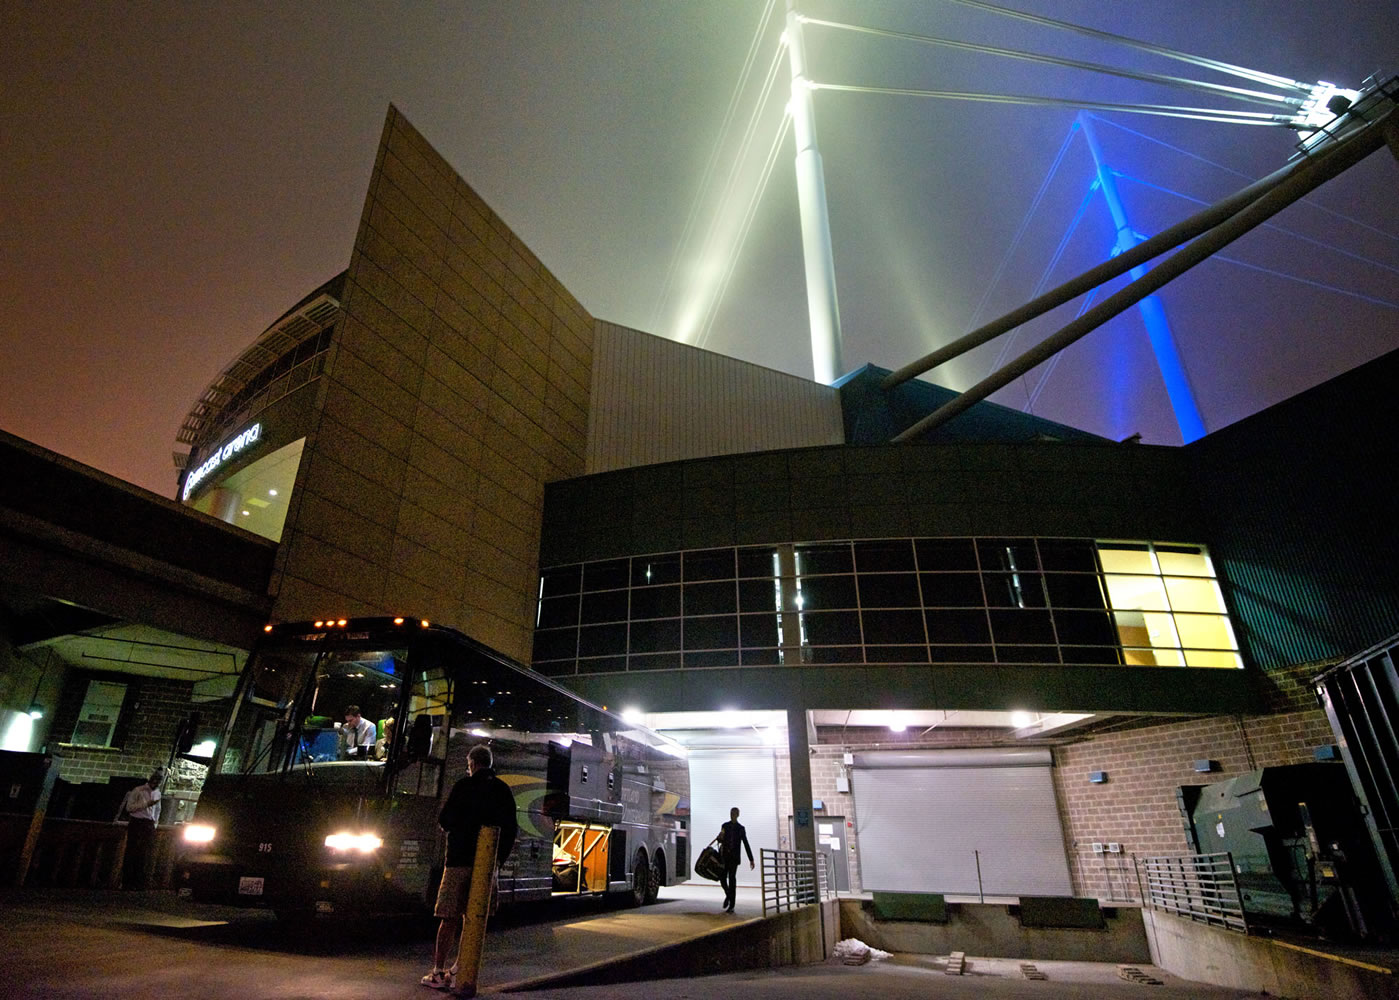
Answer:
[{"left": 789, "top": 815, "right": 850, "bottom": 891}]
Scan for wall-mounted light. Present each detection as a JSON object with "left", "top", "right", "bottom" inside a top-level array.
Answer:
[
  {"left": 1089, "top": 770, "right": 1108, "bottom": 784},
  {"left": 1193, "top": 759, "right": 1218, "bottom": 773},
  {"left": 28, "top": 703, "right": 44, "bottom": 720}
]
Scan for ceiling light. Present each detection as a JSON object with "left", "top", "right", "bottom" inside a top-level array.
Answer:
[
  {"left": 621, "top": 706, "right": 644, "bottom": 725},
  {"left": 240, "top": 510, "right": 250, "bottom": 516},
  {"left": 268, "top": 488, "right": 278, "bottom": 496},
  {"left": 1010, "top": 711, "right": 1035, "bottom": 729}
]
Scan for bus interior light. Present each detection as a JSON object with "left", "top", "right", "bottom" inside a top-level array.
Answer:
[
  {"left": 183, "top": 824, "right": 216, "bottom": 844},
  {"left": 325, "top": 831, "right": 383, "bottom": 853}
]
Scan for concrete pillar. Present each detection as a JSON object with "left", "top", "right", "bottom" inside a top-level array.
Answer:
[
  {"left": 208, "top": 487, "right": 241, "bottom": 525},
  {"left": 787, "top": 706, "right": 816, "bottom": 859}
]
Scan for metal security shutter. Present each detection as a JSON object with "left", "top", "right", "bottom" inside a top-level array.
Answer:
[
  {"left": 689, "top": 750, "right": 778, "bottom": 887},
  {"left": 853, "top": 748, "right": 1071, "bottom": 896}
]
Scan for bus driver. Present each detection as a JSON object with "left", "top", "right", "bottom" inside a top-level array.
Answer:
[{"left": 341, "top": 705, "right": 376, "bottom": 759}]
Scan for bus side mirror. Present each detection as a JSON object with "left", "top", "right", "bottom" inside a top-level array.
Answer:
[{"left": 407, "top": 714, "right": 433, "bottom": 759}]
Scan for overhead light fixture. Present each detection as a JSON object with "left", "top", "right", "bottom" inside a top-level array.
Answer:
[
  {"left": 1009, "top": 710, "right": 1035, "bottom": 729},
  {"left": 268, "top": 488, "right": 278, "bottom": 496},
  {"left": 887, "top": 711, "right": 907, "bottom": 733},
  {"left": 28, "top": 703, "right": 44, "bottom": 720},
  {"left": 620, "top": 706, "right": 645, "bottom": 725}
]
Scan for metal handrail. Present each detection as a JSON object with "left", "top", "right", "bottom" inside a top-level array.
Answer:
[
  {"left": 1136, "top": 852, "right": 1248, "bottom": 934},
  {"left": 760, "top": 848, "right": 835, "bottom": 915}
]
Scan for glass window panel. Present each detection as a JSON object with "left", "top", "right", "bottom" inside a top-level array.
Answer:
[
  {"left": 977, "top": 538, "right": 1039, "bottom": 572},
  {"left": 865, "top": 645, "right": 929, "bottom": 663},
  {"left": 798, "top": 574, "right": 858, "bottom": 611},
  {"left": 630, "top": 585, "right": 681, "bottom": 620},
  {"left": 1053, "top": 609, "right": 1118, "bottom": 647},
  {"left": 1174, "top": 613, "right": 1237, "bottom": 650},
  {"left": 982, "top": 572, "right": 1047, "bottom": 608},
  {"left": 857, "top": 572, "right": 921, "bottom": 608},
  {"left": 583, "top": 559, "right": 630, "bottom": 592},
  {"left": 684, "top": 580, "right": 737, "bottom": 615},
  {"left": 534, "top": 660, "right": 576, "bottom": 678},
  {"left": 540, "top": 565, "right": 581, "bottom": 599},
  {"left": 1103, "top": 574, "right": 1170, "bottom": 611},
  {"left": 1045, "top": 572, "right": 1108, "bottom": 610},
  {"left": 579, "top": 623, "right": 627, "bottom": 657},
  {"left": 629, "top": 652, "right": 682, "bottom": 671},
  {"left": 741, "top": 647, "right": 781, "bottom": 666},
  {"left": 1038, "top": 539, "right": 1098, "bottom": 572},
  {"left": 739, "top": 612, "right": 779, "bottom": 648},
  {"left": 995, "top": 644, "right": 1061, "bottom": 664},
  {"left": 629, "top": 618, "right": 681, "bottom": 653},
  {"left": 930, "top": 645, "right": 993, "bottom": 663},
  {"left": 1164, "top": 577, "right": 1226, "bottom": 614},
  {"left": 795, "top": 543, "right": 853, "bottom": 576},
  {"left": 533, "top": 628, "right": 578, "bottom": 662},
  {"left": 1061, "top": 645, "right": 1122, "bottom": 665},
  {"left": 1155, "top": 545, "right": 1211, "bottom": 577},
  {"left": 1096, "top": 544, "right": 1155, "bottom": 575},
  {"left": 802, "top": 646, "right": 864, "bottom": 664},
  {"left": 580, "top": 589, "right": 629, "bottom": 624},
  {"left": 925, "top": 609, "right": 992, "bottom": 644},
  {"left": 1184, "top": 649, "right": 1243, "bottom": 669},
  {"left": 739, "top": 578, "right": 780, "bottom": 613},
  {"left": 685, "top": 548, "right": 735, "bottom": 581},
  {"left": 989, "top": 608, "right": 1056, "bottom": 644},
  {"left": 536, "top": 595, "right": 579, "bottom": 629},
  {"left": 684, "top": 616, "right": 738, "bottom": 650},
  {"left": 854, "top": 539, "right": 915, "bottom": 572},
  {"left": 632, "top": 553, "right": 681, "bottom": 586},
  {"left": 803, "top": 610, "right": 862, "bottom": 646},
  {"left": 862, "top": 609, "right": 927, "bottom": 645},
  {"left": 919, "top": 572, "right": 985, "bottom": 607},
  {"left": 915, "top": 538, "right": 979, "bottom": 570},
  {"left": 685, "top": 650, "right": 740, "bottom": 668},
  {"left": 737, "top": 547, "right": 779, "bottom": 578},
  {"left": 577, "top": 655, "right": 626, "bottom": 674}
]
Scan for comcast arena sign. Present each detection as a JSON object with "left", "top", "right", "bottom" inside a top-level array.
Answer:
[{"left": 182, "top": 423, "right": 262, "bottom": 501}]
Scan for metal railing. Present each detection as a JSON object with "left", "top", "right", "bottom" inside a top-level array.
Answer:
[
  {"left": 1136, "top": 852, "right": 1248, "bottom": 934},
  {"left": 760, "top": 848, "right": 835, "bottom": 915}
]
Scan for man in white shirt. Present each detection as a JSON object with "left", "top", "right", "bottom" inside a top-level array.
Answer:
[
  {"left": 117, "top": 766, "right": 164, "bottom": 889},
  {"left": 342, "top": 706, "right": 376, "bottom": 759}
]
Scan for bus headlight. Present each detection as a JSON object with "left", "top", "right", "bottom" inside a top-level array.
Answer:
[
  {"left": 183, "top": 824, "right": 217, "bottom": 844},
  {"left": 325, "top": 831, "right": 383, "bottom": 853}
]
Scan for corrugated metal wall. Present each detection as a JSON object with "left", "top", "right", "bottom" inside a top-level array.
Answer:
[{"left": 586, "top": 322, "right": 844, "bottom": 474}]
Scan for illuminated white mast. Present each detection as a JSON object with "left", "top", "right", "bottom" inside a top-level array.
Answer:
[{"left": 785, "top": 1, "right": 844, "bottom": 385}]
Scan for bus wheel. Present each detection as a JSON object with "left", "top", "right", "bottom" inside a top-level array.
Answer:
[
  {"left": 646, "top": 850, "right": 663, "bottom": 905},
  {"left": 629, "top": 848, "right": 650, "bottom": 907}
]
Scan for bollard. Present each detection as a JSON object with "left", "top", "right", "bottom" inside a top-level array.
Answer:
[{"left": 453, "top": 825, "right": 499, "bottom": 999}]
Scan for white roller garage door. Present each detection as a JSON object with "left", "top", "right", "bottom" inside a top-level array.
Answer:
[
  {"left": 689, "top": 749, "right": 778, "bottom": 887},
  {"left": 853, "top": 748, "right": 1071, "bottom": 896}
]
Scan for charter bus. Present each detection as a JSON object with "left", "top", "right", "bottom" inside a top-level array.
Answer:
[{"left": 177, "top": 617, "right": 690, "bottom": 920}]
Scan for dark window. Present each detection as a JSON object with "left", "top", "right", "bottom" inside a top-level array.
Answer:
[
  {"left": 1061, "top": 645, "right": 1122, "bottom": 665},
  {"left": 1045, "top": 573, "right": 1109, "bottom": 609},
  {"left": 540, "top": 565, "right": 581, "bottom": 599},
  {"left": 684, "top": 650, "right": 739, "bottom": 668},
  {"left": 978, "top": 538, "right": 1040, "bottom": 573},
  {"left": 803, "top": 610, "right": 862, "bottom": 646},
  {"left": 1053, "top": 609, "right": 1118, "bottom": 647},
  {"left": 996, "top": 644, "right": 1061, "bottom": 664},
  {"left": 857, "top": 572, "right": 921, "bottom": 608},
  {"left": 862, "top": 609, "right": 927, "bottom": 645},
  {"left": 631, "top": 585, "right": 681, "bottom": 620},
  {"left": 798, "top": 574, "right": 858, "bottom": 611},
  {"left": 925, "top": 608, "right": 991, "bottom": 644},
  {"left": 580, "top": 589, "right": 629, "bottom": 624},
  {"left": 684, "top": 581, "right": 737, "bottom": 616},
  {"left": 737, "top": 547, "right": 779, "bottom": 578},
  {"left": 988, "top": 608, "right": 1056, "bottom": 644},
  {"left": 919, "top": 572, "right": 985, "bottom": 607},
  {"left": 795, "top": 543, "right": 853, "bottom": 575},
  {"left": 740, "top": 612, "right": 779, "bottom": 648},
  {"left": 854, "top": 539, "right": 916, "bottom": 573},
  {"left": 802, "top": 646, "right": 864, "bottom": 664},
  {"left": 1038, "top": 539, "right": 1098, "bottom": 572},
  {"left": 533, "top": 628, "right": 578, "bottom": 662},
  {"left": 982, "top": 572, "right": 1047, "bottom": 608},
  {"left": 915, "top": 538, "right": 979, "bottom": 571},
  {"left": 684, "top": 548, "right": 735, "bottom": 581},
  {"left": 738, "top": 578, "right": 779, "bottom": 613},
  {"left": 577, "top": 655, "right": 626, "bottom": 675},
  {"left": 534, "top": 660, "right": 576, "bottom": 677},
  {"left": 629, "top": 652, "right": 682, "bottom": 671},
  {"left": 536, "top": 596, "right": 579, "bottom": 629},
  {"left": 929, "top": 645, "right": 993, "bottom": 663},
  {"left": 684, "top": 616, "right": 738, "bottom": 650},
  {"left": 865, "top": 644, "right": 929, "bottom": 663},
  {"left": 629, "top": 618, "right": 681, "bottom": 653},
  {"left": 583, "top": 559, "right": 630, "bottom": 592},
  {"left": 632, "top": 553, "right": 681, "bottom": 586},
  {"left": 579, "top": 623, "right": 627, "bottom": 657},
  {"left": 741, "top": 647, "right": 782, "bottom": 666}
]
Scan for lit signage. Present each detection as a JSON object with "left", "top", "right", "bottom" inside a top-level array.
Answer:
[{"left": 182, "top": 423, "right": 262, "bottom": 501}]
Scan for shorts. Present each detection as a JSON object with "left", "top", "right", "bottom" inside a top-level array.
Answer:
[{"left": 433, "top": 864, "right": 498, "bottom": 918}]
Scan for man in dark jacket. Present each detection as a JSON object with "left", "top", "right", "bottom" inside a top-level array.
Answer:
[
  {"left": 422, "top": 744, "right": 518, "bottom": 991},
  {"left": 715, "top": 806, "right": 754, "bottom": 912}
]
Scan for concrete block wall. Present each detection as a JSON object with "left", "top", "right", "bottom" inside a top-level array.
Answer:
[
  {"left": 48, "top": 675, "right": 193, "bottom": 786},
  {"left": 272, "top": 105, "right": 593, "bottom": 664}
]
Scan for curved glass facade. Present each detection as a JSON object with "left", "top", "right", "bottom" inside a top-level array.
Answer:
[{"left": 533, "top": 537, "right": 1241, "bottom": 676}]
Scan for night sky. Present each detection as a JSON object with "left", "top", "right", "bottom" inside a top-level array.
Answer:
[{"left": 4, "top": 1, "right": 1396, "bottom": 498}]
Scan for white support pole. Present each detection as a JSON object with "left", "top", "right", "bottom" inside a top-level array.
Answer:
[{"left": 785, "top": 2, "right": 844, "bottom": 385}]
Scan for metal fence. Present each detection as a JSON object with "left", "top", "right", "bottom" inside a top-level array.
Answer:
[
  {"left": 760, "top": 848, "right": 835, "bottom": 915},
  {"left": 1136, "top": 852, "right": 1248, "bottom": 934}
]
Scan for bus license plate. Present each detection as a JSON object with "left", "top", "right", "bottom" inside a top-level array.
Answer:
[{"left": 238, "top": 877, "right": 265, "bottom": 896}]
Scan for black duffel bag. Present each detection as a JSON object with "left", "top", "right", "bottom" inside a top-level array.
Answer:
[{"left": 694, "top": 844, "right": 724, "bottom": 882}]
